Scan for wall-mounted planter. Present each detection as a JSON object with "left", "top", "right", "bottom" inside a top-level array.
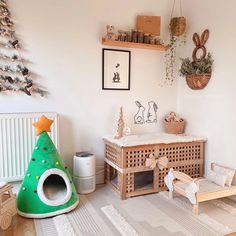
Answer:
[
  {"left": 180, "top": 29, "right": 213, "bottom": 90},
  {"left": 185, "top": 73, "right": 211, "bottom": 90}
]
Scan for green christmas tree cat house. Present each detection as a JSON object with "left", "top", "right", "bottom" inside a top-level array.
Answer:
[{"left": 17, "top": 115, "right": 79, "bottom": 218}]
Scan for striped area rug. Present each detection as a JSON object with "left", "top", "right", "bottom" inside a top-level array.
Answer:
[
  {"left": 34, "top": 186, "right": 236, "bottom": 236},
  {"left": 34, "top": 195, "right": 114, "bottom": 236}
]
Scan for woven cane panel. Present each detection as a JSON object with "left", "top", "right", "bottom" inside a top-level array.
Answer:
[
  {"left": 158, "top": 168, "right": 169, "bottom": 188},
  {"left": 105, "top": 143, "right": 122, "bottom": 166},
  {"left": 159, "top": 143, "right": 202, "bottom": 163},
  {"left": 126, "top": 173, "right": 134, "bottom": 193},
  {"left": 125, "top": 147, "right": 155, "bottom": 168},
  {"left": 174, "top": 164, "right": 201, "bottom": 178}
]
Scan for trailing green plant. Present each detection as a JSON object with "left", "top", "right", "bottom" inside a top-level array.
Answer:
[
  {"left": 164, "top": 32, "right": 186, "bottom": 85},
  {"left": 164, "top": 16, "right": 186, "bottom": 85},
  {"left": 179, "top": 53, "right": 213, "bottom": 76}
]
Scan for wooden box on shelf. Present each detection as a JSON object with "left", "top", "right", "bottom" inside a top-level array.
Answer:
[
  {"left": 104, "top": 133, "right": 206, "bottom": 199},
  {"left": 136, "top": 16, "right": 161, "bottom": 35}
]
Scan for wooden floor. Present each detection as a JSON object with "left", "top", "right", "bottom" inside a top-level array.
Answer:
[{"left": 0, "top": 214, "right": 35, "bottom": 236}]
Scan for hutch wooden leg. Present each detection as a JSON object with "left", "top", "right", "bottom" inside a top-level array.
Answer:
[{"left": 120, "top": 173, "right": 126, "bottom": 200}]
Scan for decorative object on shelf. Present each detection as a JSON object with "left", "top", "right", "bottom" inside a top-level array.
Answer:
[
  {"left": 180, "top": 29, "right": 213, "bottom": 90},
  {"left": 164, "top": 112, "right": 185, "bottom": 134},
  {"left": 105, "top": 25, "right": 116, "bottom": 41},
  {"left": 136, "top": 15, "right": 161, "bottom": 36},
  {"left": 114, "top": 107, "right": 125, "bottom": 139},
  {"left": 102, "top": 48, "right": 130, "bottom": 90},
  {"left": 164, "top": 0, "right": 186, "bottom": 85},
  {"left": 17, "top": 115, "right": 79, "bottom": 218},
  {"left": 134, "top": 100, "right": 158, "bottom": 124},
  {"left": 0, "top": 0, "right": 47, "bottom": 96},
  {"left": 0, "top": 182, "right": 17, "bottom": 230},
  {"left": 102, "top": 15, "right": 167, "bottom": 50}
]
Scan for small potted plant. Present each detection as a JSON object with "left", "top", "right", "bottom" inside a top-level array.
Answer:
[
  {"left": 169, "top": 17, "right": 186, "bottom": 37},
  {"left": 179, "top": 29, "right": 214, "bottom": 90}
]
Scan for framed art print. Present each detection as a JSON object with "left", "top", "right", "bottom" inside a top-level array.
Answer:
[{"left": 102, "top": 48, "right": 131, "bottom": 90}]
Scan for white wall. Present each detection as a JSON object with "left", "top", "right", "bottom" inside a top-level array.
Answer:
[
  {"left": 177, "top": 0, "right": 236, "bottom": 172},
  {"left": 0, "top": 0, "right": 178, "bottom": 168}
]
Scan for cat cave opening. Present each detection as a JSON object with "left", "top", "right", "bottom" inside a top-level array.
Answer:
[{"left": 38, "top": 168, "right": 72, "bottom": 206}]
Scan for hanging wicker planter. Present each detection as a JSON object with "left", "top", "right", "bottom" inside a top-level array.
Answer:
[
  {"left": 180, "top": 29, "right": 214, "bottom": 90},
  {"left": 169, "top": 17, "right": 186, "bottom": 36},
  {"left": 185, "top": 73, "right": 211, "bottom": 90}
]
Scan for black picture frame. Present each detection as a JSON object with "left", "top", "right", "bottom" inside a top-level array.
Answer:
[{"left": 102, "top": 48, "right": 131, "bottom": 90}]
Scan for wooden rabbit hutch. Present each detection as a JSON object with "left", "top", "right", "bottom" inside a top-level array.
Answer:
[{"left": 104, "top": 133, "right": 206, "bottom": 199}]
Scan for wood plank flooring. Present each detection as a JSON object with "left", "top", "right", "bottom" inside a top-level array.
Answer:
[{"left": 0, "top": 214, "right": 35, "bottom": 236}]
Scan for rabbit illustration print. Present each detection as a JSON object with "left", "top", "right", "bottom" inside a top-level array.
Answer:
[
  {"left": 146, "top": 101, "right": 158, "bottom": 123},
  {"left": 134, "top": 101, "right": 145, "bottom": 124},
  {"left": 102, "top": 49, "right": 130, "bottom": 90}
]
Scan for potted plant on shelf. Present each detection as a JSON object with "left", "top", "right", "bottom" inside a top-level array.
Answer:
[{"left": 179, "top": 29, "right": 214, "bottom": 90}]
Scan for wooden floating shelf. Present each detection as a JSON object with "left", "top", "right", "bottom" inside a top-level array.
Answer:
[{"left": 102, "top": 38, "right": 168, "bottom": 51}]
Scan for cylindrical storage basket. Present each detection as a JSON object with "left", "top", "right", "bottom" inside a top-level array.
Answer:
[{"left": 164, "top": 120, "right": 185, "bottom": 134}]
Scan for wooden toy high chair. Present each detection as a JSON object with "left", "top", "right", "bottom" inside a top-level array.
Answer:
[{"left": 0, "top": 182, "right": 17, "bottom": 230}]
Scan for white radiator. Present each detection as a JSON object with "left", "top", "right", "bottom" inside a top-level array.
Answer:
[{"left": 0, "top": 112, "right": 59, "bottom": 182}]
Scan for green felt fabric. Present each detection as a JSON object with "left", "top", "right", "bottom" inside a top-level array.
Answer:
[{"left": 17, "top": 131, "right": 78, "bottom": 216}]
